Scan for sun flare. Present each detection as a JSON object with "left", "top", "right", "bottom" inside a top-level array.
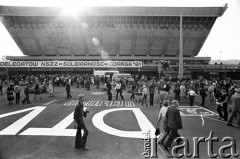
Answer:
[{"left": 60, "top": 6, "right": 86, "bottom": 17}]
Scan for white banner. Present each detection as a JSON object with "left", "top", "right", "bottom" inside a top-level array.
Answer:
[{"left": 0, "top": 61, "right": 142, "bottom": 68}]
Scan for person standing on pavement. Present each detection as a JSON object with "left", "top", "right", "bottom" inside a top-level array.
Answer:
[
  {"left": 142, "top": 85, "right": 148, "bottom": 107},
  {"left": 216, "top": 88, "right": 229, "bottom": 121},
  {"left": 158, "top": 81, "right": 170, "bottom": 108},
  {"left": 149, "top": 83, "right": 155, "bottom": 106},
  {"left": 87, "top": 77, "right": 91, "bottom": 91},
  {"left": 74, "top": 93, "right": 90, "bottom": 150},
  {"left": 187, "top": 87, "right": 197, "bottom": 106},
  {"left": 22, "top": 83, "right": 30, "bottom": 104},
  {"left": 34, "top": 83, "right": 41, "bottom": 99},
  {"left": 208, "top": 83, "right": 215, "bottom": 104},
  {"left": 96, "top": 76, "right": 100, "bottom": 89},
  {"left": 115, "top": 81, "right": 124, "bottom": 100},
  {"left": 180, "top": 82, "right": 186, "bottom": 103},
  {"left": 7, "top": 83, "right": 14, "bottom": 105},
  {"left": 199, "top": 88, "right": 207, "bottom": 107},
  {"left": 227, "top": 86, "right": 240, "bottom": 128},
  {"left": 174, "top": 81, "right": 181, "bottom": 103},
  {"left": 130, "top": 82, "right": 136, "bottom": 100},
  {"left": 106, "top": 80, "right": 112, "bottom": 101},
  {"left": 14, "top": 85, "right": 21, "bottom": 104},
  {"left": 48, "top": 81, "right": 54, "bottom": 97},
  {"left": 66, "top": 81, "right": 72, "bottom": 99}
]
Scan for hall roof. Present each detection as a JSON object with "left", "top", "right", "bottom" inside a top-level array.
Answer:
[{"left": 0, "top": 5, "right": 227, "bottom": 58}]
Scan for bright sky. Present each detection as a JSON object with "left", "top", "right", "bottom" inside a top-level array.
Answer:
[{"left": 0, "top": 0, "right": 239, "bottom": 60}]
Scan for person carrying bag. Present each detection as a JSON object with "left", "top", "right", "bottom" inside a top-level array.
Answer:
[
  {"left": 156, "top": 100, "right": 170, "bottom": 144},
  {"left": 161, "top": 100, "right": 183, "bottom": 150}
]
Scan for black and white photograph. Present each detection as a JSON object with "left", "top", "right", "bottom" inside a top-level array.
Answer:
[{"left": 0, "top": 0, "right": 240, "bottom": 158}]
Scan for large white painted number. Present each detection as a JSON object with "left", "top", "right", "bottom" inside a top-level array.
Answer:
[
  {"left": 1, "top": 107, "right": 153, "bottom": 138},
  {"left": 20, "top": 108, "right": 87, "bottom": 136},
  {"left": 0, "top": 106, "right": 46, "bottom": 135},
  {"left": 20, "top": 112, "right": 76, "bottom": 136},
  {"left": 92, "top": 108, "right": 155, "bottom": 139}
]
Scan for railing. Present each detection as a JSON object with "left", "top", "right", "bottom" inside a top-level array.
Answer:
[{"left": 142, "top": 64, "right": 240, "bottom": 69}]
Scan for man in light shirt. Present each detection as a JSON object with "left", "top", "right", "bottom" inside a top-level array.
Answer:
[
  {"left": 142, "top": 85, "right": 148, "bottom": 106},
  {"left": 157, "top": 100, "right": 169, "bottom": 144},
  {"left": 115, "top": 81, "right": 124, "bottom": 100},
  {"left": 188, "top": 87, "right": 198, "bottom": 106}
]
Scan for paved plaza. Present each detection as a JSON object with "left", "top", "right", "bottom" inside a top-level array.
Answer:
[{"left": 0, "top": 85, "right": 239, "bottom": 159}]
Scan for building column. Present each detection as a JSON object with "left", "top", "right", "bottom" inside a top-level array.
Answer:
[{"left": 178, "top": 12, "right": 184, "bottom": 79}]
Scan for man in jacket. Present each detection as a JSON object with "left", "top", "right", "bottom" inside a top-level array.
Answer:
[
  {"left": 22, "top": 83, "right": 30, "bottom": 104},
  {"left": 66, "top": 81, "right": 72, "bottom": 99},
  {"left": 164, "top": 100, "right": 183, "bottom": 149},
  {"left": 106, "top": 80, "right": 112, "bottom": 101},
  {"left": 74, "top": 93, "right": 90, "bottom": 150},
  {"left": 199, "top": 88, "right": 207, "bottom": 107},
  {"left": 174, "top": 81, "right": 181, "bottom": 103},
  {"left": 149, "top": 83, "right": 155, "bottom": 106},
  {"left": 216, "top": 88, "right": 229, "bottom": 121},
  {"left": 227, "top": 86, "right": 240, "bottom": 129}
]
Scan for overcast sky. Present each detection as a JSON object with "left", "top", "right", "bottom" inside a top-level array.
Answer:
[{"left": 0, "top": 0, "right": 239, "bottom": 60}]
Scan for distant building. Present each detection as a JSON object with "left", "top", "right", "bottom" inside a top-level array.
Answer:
[{"left": 1, "top": 5, "right": 238, "bottom": 79}]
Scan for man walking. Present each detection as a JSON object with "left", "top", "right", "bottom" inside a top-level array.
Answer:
[
  {"left": 74, "top": 93, "right": 90, "bottom": 150},
  {"left": 227, "top": 86, "right": 240, "bottom": 129},
  {"left": 22, "top": 83, "right": 30, "bottom": 104},
  {"left": 163, "top": 100, "right": 183, "bottom": 150},
  {"left": 66, "top": 81, "right": 72, "bottom": 99}
]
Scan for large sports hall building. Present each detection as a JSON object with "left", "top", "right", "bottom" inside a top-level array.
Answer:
[{"left": 1, "top": 5, "right": 236, "bottom": 79}]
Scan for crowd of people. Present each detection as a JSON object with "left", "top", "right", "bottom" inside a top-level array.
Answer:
[
  {"left": 171, "top": 78, "right": 240, "bottom": 123},
  {"left": 155, "top": 77, "right": 240, "bottom": 150},
  {"left": 1, "top": 74, "right": 240, "bottom": 112},
  {"left": 1, "top": 73, "right": 240, "bottom": 150},
  {"left": 156, "top": 80, "right": 240, "bottom": 150}
]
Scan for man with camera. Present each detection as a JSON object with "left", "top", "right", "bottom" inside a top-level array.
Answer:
[{"left": 74, "top": 93, "right": 90, "bottom": 150}]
